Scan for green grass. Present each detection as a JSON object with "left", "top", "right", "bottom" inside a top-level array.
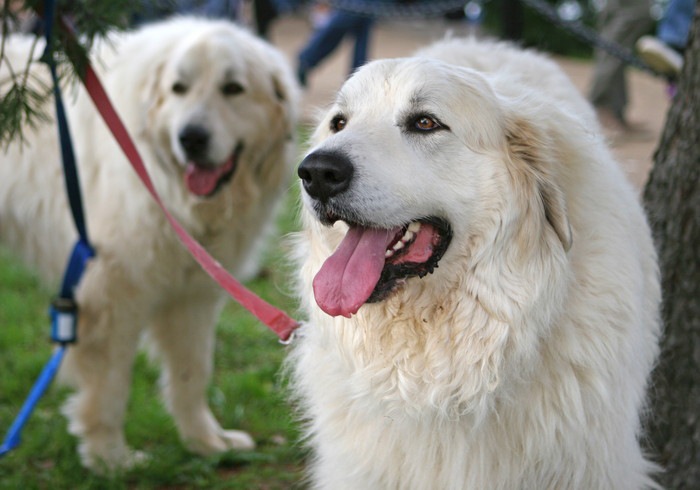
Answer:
[{"left": 0, "top": 185, "right": 309, "bottom": 489}]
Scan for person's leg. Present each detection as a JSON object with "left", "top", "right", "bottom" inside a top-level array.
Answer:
[
  {"left": 299, "top": 11, "right": 348, "bottom": 70},
  {"left": 349, "top": 15, "right": 373, "bottom": 72},
  {"left": 298, "top": 10, "right": 370, "bottom": 82},
  {"left": 589, "top": 0, "right": 652, "bottom": 123}
]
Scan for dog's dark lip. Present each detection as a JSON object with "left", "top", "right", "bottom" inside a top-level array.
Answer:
[
  {"left": 189, "top": 142, "right": 244, "bottom": 198},
  {"left": 366, "top": 216, "right": 452, "bottom": 303},
  {"left": 316, "top": 206, "right": 347, "bottom": 227}
]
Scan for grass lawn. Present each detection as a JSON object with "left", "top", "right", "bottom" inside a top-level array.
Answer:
[{"left": 0, "top": 183, "right": 308, "bottom": 489}]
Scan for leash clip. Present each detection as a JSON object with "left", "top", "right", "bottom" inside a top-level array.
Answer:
[
  {"left": 278, "top": 330, "right": 297, "bottom": 346},
  {"left": 49, "top": 297, "right": 78, "bottom": 344}
]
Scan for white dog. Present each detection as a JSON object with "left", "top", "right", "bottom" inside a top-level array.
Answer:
[
  {"left": 289, "top": 38, "right": 661, "bottom": 489},
  {"left": 0, "top": 17, "right": 298, "bottom": 471}
]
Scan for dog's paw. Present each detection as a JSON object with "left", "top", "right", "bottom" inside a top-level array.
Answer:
[
  {"left": 79, "top": 441, "right": 149, "bottom": 475},
  {"left": 220, "top": 429, "right": 256, "bottom": 450},
  {"left": 186, "top": 429, "right": 256, "bottom": 455}
]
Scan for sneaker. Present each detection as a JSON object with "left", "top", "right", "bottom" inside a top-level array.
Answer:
[{"left": 636, "top": 35, "right": 683, "bottom": 78}]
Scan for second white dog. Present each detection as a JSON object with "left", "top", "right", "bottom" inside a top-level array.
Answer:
[{"left": 0, "top": 17, "right": 299, "bottom": 471}]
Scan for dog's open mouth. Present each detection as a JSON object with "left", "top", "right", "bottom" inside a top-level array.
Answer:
[
  {"left": 312, "top": 217, "right": 452, "bottom": 317},
  {"left": 184, "top": 144, "right": 242, "bottom": 197}
]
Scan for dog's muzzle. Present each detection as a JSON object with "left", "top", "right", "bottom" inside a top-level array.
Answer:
[
  {"left": 298, "top": 150, "right": 354, "bottom": 203},
  {"left": 179, "top": 124, "right": 210, "bottom": 161}
]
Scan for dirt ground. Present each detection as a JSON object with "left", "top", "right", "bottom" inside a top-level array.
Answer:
[{"left": 266, "top": 15, "right": 671, "bottom": 192}]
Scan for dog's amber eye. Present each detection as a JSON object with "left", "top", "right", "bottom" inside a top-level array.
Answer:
[
  {"left": 331, "top": 116, "right": 347, "bottom": 133},
  {"left": 172, "top": 82, "right": 188, "bottom": 95},
  {"left": 414, "top": 116, "right": 439, "bottom": 131},
  {"left": 222, "top": 81, "right": 244, "bottom": 96}
]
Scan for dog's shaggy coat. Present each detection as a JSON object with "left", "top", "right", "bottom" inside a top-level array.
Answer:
[
  {"left": 0, "top": 17, "right": 298, "bottom": 471},
  {"left": 289, "top": 38, "right": 661, "bottom": 489}
]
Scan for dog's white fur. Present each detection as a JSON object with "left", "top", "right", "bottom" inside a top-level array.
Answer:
[
  {"left": 0, "top": 17, "right": 299, "bottom": 471},
  {"left": 289, "top": 38, "right": 661, "bottom": 489}
]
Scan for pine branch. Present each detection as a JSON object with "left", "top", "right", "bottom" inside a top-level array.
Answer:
[
  {"left": 0, "top": 60, "right": 53, "bottom": 147},
  {"left": 0, "top": 0, "right": 139, "bottom": 147}
]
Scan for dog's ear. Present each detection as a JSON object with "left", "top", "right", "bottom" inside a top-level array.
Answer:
[
  {"left": 506, "top": 119, "right": 573, "bottom": 251},
  {"left": 271, "top": 74, "right": 287, "bottom": 103},
  {"left": 266, "top": 69, "right": 300, "bottom": 142},
  {"left": 143, "top": 60, "right": 166, "bottom": 125}
]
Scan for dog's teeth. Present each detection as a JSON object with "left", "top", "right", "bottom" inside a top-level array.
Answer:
[{"left": 387, "top": 223, "right": 420, "bottom": 257}]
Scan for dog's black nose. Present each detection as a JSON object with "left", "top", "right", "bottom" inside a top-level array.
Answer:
[
  {"left": 298, "top": 151, "right": 354, "bottom": 202},
  {"left": 179, "top": 124, "right": 209, "bottom": 159}
]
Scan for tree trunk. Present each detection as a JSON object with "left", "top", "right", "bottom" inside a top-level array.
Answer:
[{"left": 643, "top": 6, "right": 700, "bottom": 489}]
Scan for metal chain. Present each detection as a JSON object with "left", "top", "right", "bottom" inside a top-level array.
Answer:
[
  {"left": 324, "top": 0, "right": 667, "bottom": 79},
  {"left": 325, "top": 0, "right": 470, "bottom": 17},
  {"left": 518, "top": 0, "right": 666, "bottom": 78}
]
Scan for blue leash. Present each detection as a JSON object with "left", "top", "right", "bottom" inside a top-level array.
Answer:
[
  {"left": 0, "top": 348, "right": 67, "bottom": 457},
  {"left": 0, "top": 0, "right": 95, "bottom": 458}
]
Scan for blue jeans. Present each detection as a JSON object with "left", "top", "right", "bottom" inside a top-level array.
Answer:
[
  {"left": 657, "top": 0, "right": 695, "bottom": 50},
  {"left": 298, "top": 10, "right": 374, "bottom": 75},
  {"left": 176, "top": 0, "right": 240, "bottom": 17},
  {"left": 134, "top": 0, "right": 239, "bottom": 24}
]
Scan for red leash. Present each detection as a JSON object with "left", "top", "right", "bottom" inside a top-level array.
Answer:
[{"left": 57, "top": 17, "right": 299, "bottom": 342}]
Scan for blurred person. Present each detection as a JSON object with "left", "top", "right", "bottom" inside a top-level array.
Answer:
[
  {"left": 296, "top": 3, "right": 374, "bottom": 87},
  {"left": 636, "top": 0, "right": 696, "bottom": 78},
  {"left": 588, "top": 0, "right": 653, "bottom": 134}
]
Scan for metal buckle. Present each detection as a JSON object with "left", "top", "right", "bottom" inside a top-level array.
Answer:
[
  {"left": 49, "top": 297, "right": 78, "bottom": 344},
  {"left": 278, "top": 330, "right": 297, "bottom": 346}
]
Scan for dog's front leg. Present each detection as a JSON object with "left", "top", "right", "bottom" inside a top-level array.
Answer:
[
  {"left": 149, "top": 295, "right": 255, "bottom": 455},
  {"left": 59, "top": 295, "right": 145, "bottom": 473}
]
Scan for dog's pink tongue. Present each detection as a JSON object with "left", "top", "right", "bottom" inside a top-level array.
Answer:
[
  {"left": 313, "top": 226, "right": 398, "bottom": 318},
  {"left": 184, "top": 161, "right": 231, "bottom": 196}
]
